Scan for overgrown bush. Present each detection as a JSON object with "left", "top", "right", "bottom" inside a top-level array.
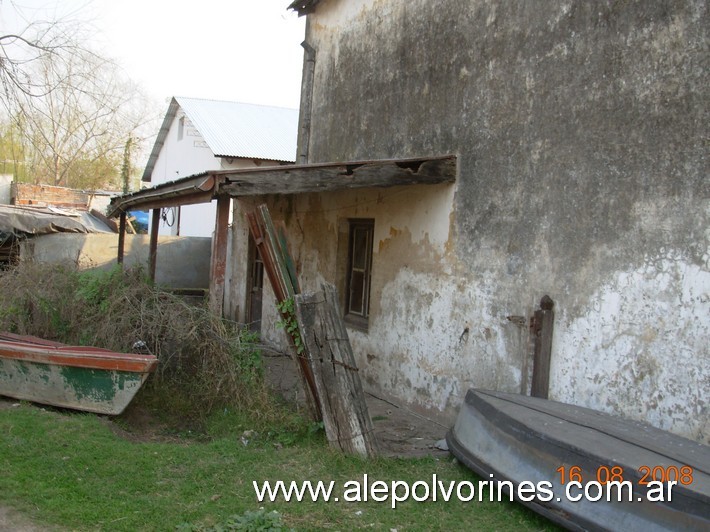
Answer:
[{"left": 0, "top": 261, "right": 269, "bottom": 422}]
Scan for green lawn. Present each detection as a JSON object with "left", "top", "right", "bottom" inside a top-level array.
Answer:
[{"left": 0, "top": 402, "right": 556, "bottom": 531}]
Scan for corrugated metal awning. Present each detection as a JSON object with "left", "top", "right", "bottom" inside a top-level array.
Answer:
[{"left": 109, "top": 155, "right": 457, "bottom": 217}]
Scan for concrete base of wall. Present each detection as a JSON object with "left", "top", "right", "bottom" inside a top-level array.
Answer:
[{"left": 20, "top": 233, "right": 211, "bottom": 288}]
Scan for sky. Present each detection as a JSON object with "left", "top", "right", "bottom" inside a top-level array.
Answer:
[{"left": 3, "top": 0, "right": 307, "bottom": 110}]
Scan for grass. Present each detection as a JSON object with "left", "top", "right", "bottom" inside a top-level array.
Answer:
[
  {"left": 0, "top": 263, "right": 557, "bottom": 530},
  {"left": 0, "top": 402, "right": 556, "bottom": 531}
]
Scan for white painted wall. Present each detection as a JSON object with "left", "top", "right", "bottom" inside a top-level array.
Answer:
[
  {"left": 551, "top": 256, "right": 709, "bottom": 442},
  {"left": 0, "top": 175, "right": 13, "bottom": 204},
  {"left": 147, "top": 110, "right": 285, "bottom": 238},
  {"left": 148, "top": 113, "right": 221, "bottom": 237}
]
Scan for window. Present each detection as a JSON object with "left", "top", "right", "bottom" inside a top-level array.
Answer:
[
  {"left": 177, "top": 116, "right": 185, "bottom": 141},
  {"left": 345, "top": 219, "right": 374, "bottom": 323}
]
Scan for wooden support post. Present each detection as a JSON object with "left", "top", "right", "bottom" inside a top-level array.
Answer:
[
  {"left": 117, "top": 212, "right": 127, "bottom": 266},
  {"left": 295, "top": 283, "right": 378, "bottom": 457},
  {"left": 209, "top": 195, "right": 230, "bottom": 316},
  {"left": 531, "top": 295, "right": 555, "bottom": 399},
  {"left": 149, "top": 208, "right": 160, "bottom": 282},
  {"left": 246, "top": 205, "right": 322, "bottom": 421}
]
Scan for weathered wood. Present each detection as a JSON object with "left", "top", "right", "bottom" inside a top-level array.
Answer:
[
  {"left": 246, "top": 206, "right": 322, "bottom": 421},
  {"left": 297, "top": 41, "right": 316, "bottom": 164},
  {"left": 220, "top": 155, "right": 457, "bottom": 197},
  {"left": 106, "top": 156, "right": 456, "bottom": 216},
  {"left": 295, "top": 283, "right": 378, "bottom": 457},
  {"left": 148, "top": 208, "right": 160, "bottom": 282},
  {"left": 125, "top": 215, "right": 136, "bottom": 234},
  {"left": 107, "top": 175, "right": 216, "bottom": 217},
  {"left": 258, "top": 205, "right": 297, "bottom": 298},
  {"left": 117, "top": 212, "right": 126, "bottom": 265},
  {"left": 531, "top": 295, "right": 554, "bottom": 399},
  {"left": 209, "top": 195, "right": 230, "bottom": 315},
  {"left": 89, "top": 209, "right": 118, "bottom": 233}
]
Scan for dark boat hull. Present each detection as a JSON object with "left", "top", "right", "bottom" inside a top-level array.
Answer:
[{"left": 447, "top": 389, "right": 710, "bottom": 531}]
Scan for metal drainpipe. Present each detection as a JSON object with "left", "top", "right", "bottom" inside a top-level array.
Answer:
[{"left": 297, "top": 38, "right": 316, "bottom": 165}]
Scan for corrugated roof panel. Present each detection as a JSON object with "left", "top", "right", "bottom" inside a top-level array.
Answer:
[{"left": 175, "top": 97, "right": 298, "bottom": 163}]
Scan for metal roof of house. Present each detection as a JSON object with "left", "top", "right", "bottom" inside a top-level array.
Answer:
[{"left": 142, "top": 97, "right": 298, "bottom": 182}]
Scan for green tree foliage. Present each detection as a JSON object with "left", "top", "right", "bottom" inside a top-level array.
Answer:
[{"left": 0, "top": 121, "right": 29, "bottom": 181}]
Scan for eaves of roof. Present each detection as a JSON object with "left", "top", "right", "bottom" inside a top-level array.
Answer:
[
  {"left": 288, "top": 0, "right": 322, "bottom": 16},
  {"left": 141, "top": 98, "right": 180, "bottom": 183},
  {"left": 110, "top": 155, "right": 457, "bottom": 217}
]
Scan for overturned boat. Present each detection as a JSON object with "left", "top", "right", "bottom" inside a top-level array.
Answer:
[
  {"left": 447, "top": 389, "right": 709, "bottom": 531},
  {"left": 0, "top": 332, "right": 157, "bottom": 415}
]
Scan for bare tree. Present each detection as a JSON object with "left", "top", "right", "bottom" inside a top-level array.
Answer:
[
  {"left": 0, "top": 1, "right": 84, "bottom": 102},
  {"left": 1, "top": 2, "right": 156, "bottom": 190}
]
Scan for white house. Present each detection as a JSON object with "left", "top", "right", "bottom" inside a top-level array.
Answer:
[{"left": 142, "top": 97, "right": 298, "bottom": 237}]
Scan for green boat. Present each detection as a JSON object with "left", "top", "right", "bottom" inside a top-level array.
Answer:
[{"left": 0, "top": 332, "right": 157, "bottom": 415}]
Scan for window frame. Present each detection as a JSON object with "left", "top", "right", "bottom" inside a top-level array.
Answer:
[{"left": 344, "top": 218, "right": 374, "bottom": 329}]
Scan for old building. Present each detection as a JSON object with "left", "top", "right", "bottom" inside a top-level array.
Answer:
[
  {"left": 111, "top": 0, "right": 708, "bottom": 444},
  {"left": 237, "top": 0, "right": 707, "bottom": 442},
  {"left": 143, "top": 97, "right": 298, "bottom": 236}
]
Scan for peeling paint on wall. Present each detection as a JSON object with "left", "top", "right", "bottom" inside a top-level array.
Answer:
[
  {"left": 228, "top": 0, "right": 709, "bottom": 443},
  {"left": 552, "top": 256, "right": 709, "bottom": 443}
]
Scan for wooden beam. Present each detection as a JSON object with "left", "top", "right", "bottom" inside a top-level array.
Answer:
[
  {"left": 220, "top": 155, "right": 457, "bottom": 197},
  {"left": 149, "top": 208, "right": 160, "bottom": 282},
  {"left": 531, "top": 296, "right": 555, "bottom": 399},
  {"left": 209, "top": 195, "right": 230, "bottom": 315},
  {"left": 110, "top": 190, "right": 213, "bottom": 218},
  {"left": 90, "top": 209, "right": 118, "bottom": 233},
  {"left": 117, "top": 212, "right": 126, "bottom": 265},
  {"left": 107, "top": 174, "right": 216, "bottom": 217},
  {"left": 106, "top": 157, "right": 455, "bottom": 218}
]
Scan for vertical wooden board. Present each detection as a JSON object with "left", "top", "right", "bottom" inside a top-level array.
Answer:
[
  {"left": 258, "top": 204, "right": 295, "bottom": 298},
  {"left": 117, "top": 212, "right": 127, "bottom": 265},
  {"left": 297, "top": 291, "right": 341, "bottom": 446},
  {"left": 209, "top": 195, "right": 230, "bottom": 315},
  {"left": 295, "top": 283, "right": 378, "bottom": 457},
  {"left": 531, "top": 296, "right": 554, "bottom": 399},
  {"left": 278, "top": 224, "right": 300, "bottom": 293},
  {"left": 149, "top": 208, "right": 160, "bottom": 282}
]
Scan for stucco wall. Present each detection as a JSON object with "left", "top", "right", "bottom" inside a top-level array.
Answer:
[
  {"left": 242, "top": 0, "right": 708, "bottom": 442},
  {"left": 1, "top": 175, "right": 15, "bottom": 204},
  {"left": 20, "top": 233, "right": 211, "bottom": 288}
]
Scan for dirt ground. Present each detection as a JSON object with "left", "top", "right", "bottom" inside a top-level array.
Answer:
[
  {"left": 264, "top": 353, "right": 452, "bottom": 458},
  {"left": 0, "top": 506, "right": 55, "bottom": 532}
]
